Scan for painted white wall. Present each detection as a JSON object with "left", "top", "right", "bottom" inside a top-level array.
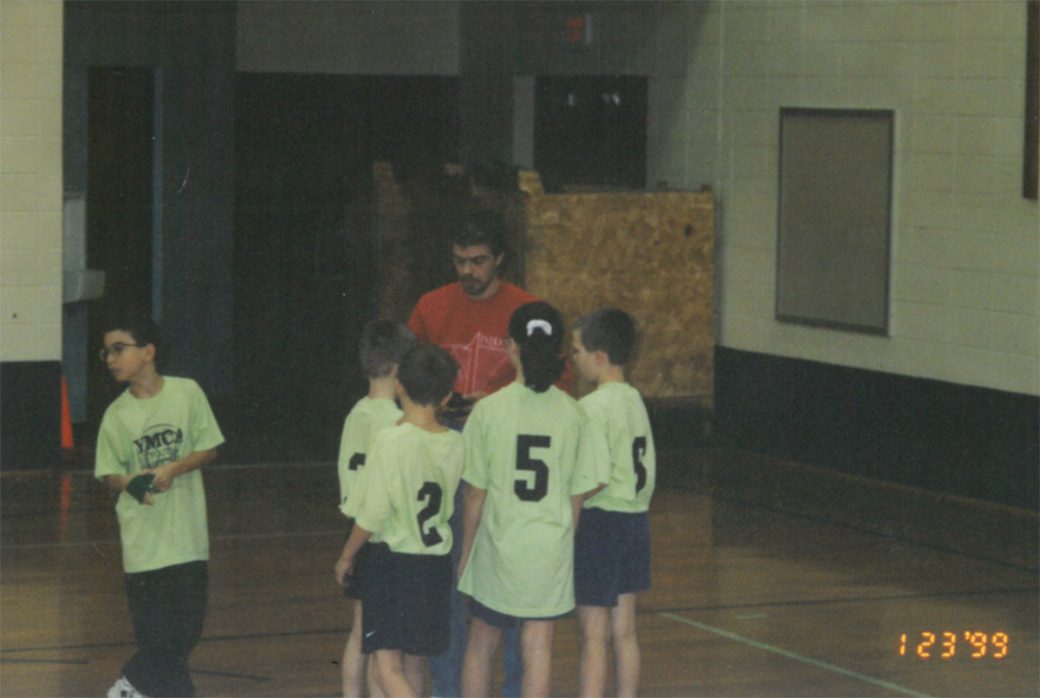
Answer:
[
  {"left": 0, "top": 0, "right": 63, "bottom": 362},
  {"left": 651, "top": 0, "right": 1038, "bottom": 396},
  {"left": 236, "top": 0, "right": 461, "bottom": 75}
]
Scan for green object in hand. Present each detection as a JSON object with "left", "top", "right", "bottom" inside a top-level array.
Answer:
[{"left": 126, "top": 473, "right": 155, "bottom": 503}]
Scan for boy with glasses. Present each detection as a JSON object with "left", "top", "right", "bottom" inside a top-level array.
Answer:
[{"left": 95, "top": 313, "right": 224, "bottom": 698}]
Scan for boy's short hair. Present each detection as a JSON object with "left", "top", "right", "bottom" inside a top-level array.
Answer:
[
  {"left": 449, "top": 209, "right": 507, "bottom": 258},
  {"left": 397, "top": 343, "right": 458, "bottom": 406},
  {"left": 360, "top": 320, "right": 417, "bottom": 378},
  {"left": 573, "top": 308, "right": 638, "bottom": 366},
  {"left": 102, "top": 311, "right": 162, "bottom": 354}
]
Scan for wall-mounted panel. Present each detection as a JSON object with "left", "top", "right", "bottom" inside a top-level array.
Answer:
[{"left": 776, "top": 108, "right": 893, "bottom": 335}]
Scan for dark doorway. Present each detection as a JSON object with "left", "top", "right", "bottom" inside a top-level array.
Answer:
[
  {"left": 232, "top": 74, "right": 459, "bottom": 463},
  {"left": 534, "top": 75, "right": 647, "bottom": 192},
  {"left": 86, "top": 66, "right": 154, "bottom": 426}
]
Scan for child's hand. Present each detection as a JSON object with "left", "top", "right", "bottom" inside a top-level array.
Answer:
[
  {"left": 125, "top": 473, "right": 156, "bottom": 505},
  {"left": 335, "top": 556, "right": 354, "bottom": 586},
  {"left": 149, "top": 464, "right": 175, "bottom": 493}
]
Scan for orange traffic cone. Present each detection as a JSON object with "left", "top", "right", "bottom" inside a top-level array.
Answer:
[{"left": 60, "top": 376, "right": 74, "bottom": 450}]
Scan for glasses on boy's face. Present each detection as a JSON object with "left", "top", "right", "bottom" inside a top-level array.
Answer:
[{"left": 99, "top": 343, "right": 142, "bottom": 362}]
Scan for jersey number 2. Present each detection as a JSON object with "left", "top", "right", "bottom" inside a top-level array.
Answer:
[
  {"left": 416, "top": 482, "right": 444, "bottom": 547},
  {"left": 515, "top": 434, "right": 550, "bottom": 502}
]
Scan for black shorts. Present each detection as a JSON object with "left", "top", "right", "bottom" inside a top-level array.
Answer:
[
  {"left": 574, "top": 508, "right": 651, "bottom": 607},
  {"left": 361, "top": 543, "right": 452, "bottom": 656},
  {"left": 466, "top": 597, "right": 570, "bottom": 630},
  {"left": 342, "top": 521, "right": 372, "bottom": 601}
]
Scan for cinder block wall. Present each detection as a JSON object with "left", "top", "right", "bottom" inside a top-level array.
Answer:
[
  {"left": 675, "top": 1, "right": 1038, "bottom": 396},
  {"left": 0, "top": 0, "right": 64, "bottom": 469},
  {"left": 1, "top": 0, "right": 63, "bottom": 362}
]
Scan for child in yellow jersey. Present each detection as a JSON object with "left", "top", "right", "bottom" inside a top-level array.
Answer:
[
  {"left": 570, "top": 309, "right": 656, "bottom": 698},
  {"left": 333, "top": 320, "right": 415, "bottom": 698},
  {"left": 458, "top": 302, "right": 605, "bottom": 698},
  {"left": 336, "top": 343, "right": 463, "bottom": 698},
  {"left": 95, "top": 313, "right": 224, "bottom": 698}
]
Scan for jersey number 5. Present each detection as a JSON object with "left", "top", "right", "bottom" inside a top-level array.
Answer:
[
  {"left": 515, "top": 434, "right": 550, "bottom": 502},
  {"left": 416, "top": 482, "right": 444, "bottom": 547},
  {"left": 632, "top": 436, "right": 648, "bottom": 495}
]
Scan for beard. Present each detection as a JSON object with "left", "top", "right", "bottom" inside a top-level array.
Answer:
[{"left": 460, "top": 274, "right": 494, "bottom": 297}]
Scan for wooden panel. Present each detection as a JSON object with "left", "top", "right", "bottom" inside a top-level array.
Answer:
[
  {"left": 519, "top": 172, "right": 715, "bottom": 403},
  {"left": 373, "top": 166, "right": 715, "bottom": 403}
]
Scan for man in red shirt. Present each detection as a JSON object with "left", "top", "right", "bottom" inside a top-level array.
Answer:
[
  {"left": 409, "top": 209, "right": 540, "bottom": 697},
  {"left": 408, "top": 210, "right": 547, "bottom": 412}
]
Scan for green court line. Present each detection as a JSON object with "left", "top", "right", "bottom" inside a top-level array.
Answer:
[{"left": 658, "top": 612, "right": 932, "bottom": 698}]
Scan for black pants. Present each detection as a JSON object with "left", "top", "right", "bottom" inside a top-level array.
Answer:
[{"left": 123, "top": 561, "right": 208, "bottom": 698}]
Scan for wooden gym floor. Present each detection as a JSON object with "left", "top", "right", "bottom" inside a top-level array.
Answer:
[{"left": 1, "top": 450, "right": 1037, "bottom": 697}]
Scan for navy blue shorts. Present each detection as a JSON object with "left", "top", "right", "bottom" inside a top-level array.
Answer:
[
  {"left": 466, "top": 597, "right": 570, "bottom": 630},
  {"left": 574, "top": 508, "right": 651, "bottom": 607},
  {"left": 361, "top": 544, "right": 452, "bottom": 656}
]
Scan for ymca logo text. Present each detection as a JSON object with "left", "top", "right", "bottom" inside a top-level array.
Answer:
[{"left": 133, "top": 424, "right": 184, "bottom": 468}]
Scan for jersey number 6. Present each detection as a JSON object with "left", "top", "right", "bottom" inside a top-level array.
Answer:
[
  {"left": 416, "top": 482, "right": 444, "bottom": 547},
  {"left": 632, "top": 436, "right": 648, "bottom": 495},
  {"left": 515, "top": 434, "right": 550, "bottom": 502}
]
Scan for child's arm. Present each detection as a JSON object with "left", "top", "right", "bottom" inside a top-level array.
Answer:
[
  {"left": 149, "top": 448, "right": 218, "bottom": 492},
  {"left": 457, "top": 482, "right": 487, "bottom": 579},
  {"left": 572, "top": 494, "right": 584, "bottom": 528},
  {"left": 335, "top": 523, "right": 373, "bottom": 586},
  {"left": 582, "top": 483, "right": 607, "bottom": 502},
  {"left": 103, "top": 473, "right": 156, "bottom": 505},
  {"left": 102, "top": 474, "right": 132, "bottom": 493}
]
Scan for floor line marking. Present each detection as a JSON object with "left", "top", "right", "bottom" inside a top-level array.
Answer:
[
  {"left": 658, "top": 611, "right": 932, "bottom": 698},
  {"left": 689, "top": 489, "right": 1038, "bottom": 573},
  {"left": 646, "top": 586, "right": 1038, "bottom": 614},
  {"left": 2, "top": 528, "right": 345, "bottom": 550},
  {"left": 0, "top": 657, "right": 90, "bottom": 665},
  {"left": 192, "top": 667, "right": 269, "bottom": 682},
  {"left": 0, "top": 627, "right": 348, "bottom": 655}
]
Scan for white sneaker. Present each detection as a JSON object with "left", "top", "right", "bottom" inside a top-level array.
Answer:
[{"left": 106, "top": 675, "right": 149, "bottom": 698}]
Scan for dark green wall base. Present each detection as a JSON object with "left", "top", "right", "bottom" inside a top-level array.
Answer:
[
  {"left": 714, "top": 348, "right": 1039, "bottom": 511},
  {"left": 1, "top": 361, "right": 62, "bottom": 470}
]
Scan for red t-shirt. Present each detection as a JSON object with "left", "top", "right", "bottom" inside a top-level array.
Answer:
[{"left": 408, "top": 281, "right": 540, "bottom": 396}]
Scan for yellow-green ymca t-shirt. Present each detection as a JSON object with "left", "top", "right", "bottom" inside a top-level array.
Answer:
[{"left": 94, "top": 376, "right": 225, "bottom": 574}]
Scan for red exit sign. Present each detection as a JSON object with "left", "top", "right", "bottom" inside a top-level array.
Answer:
[{"left": 565, "top": 14, "right": 593, "bottom": 45}]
